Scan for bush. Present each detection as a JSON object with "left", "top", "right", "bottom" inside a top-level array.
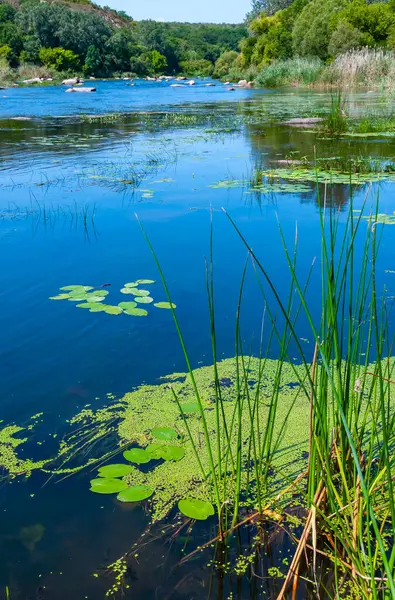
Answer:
[
  {"left": 213, "top": 51, "right": 239, "bottom": 78},
  {"left": 0, "top": 56, "right": 13, "bottom": 86},
  {"left": 146, "top": 49, "right": 167, "bottom": 75},
  {"left": 328, "top": 21, "right": 366, "bottom": 57},
  {"left": 39, "top": 47, "right": 80, "bottom": 72},
  {"left": 180, "top": 59, "right": 214, "bottom": 76}
]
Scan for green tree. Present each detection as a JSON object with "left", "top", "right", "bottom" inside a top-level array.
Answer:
[
  {"left": 39, "top": 47, "right": 80, "bottom": 72},
  {"left": 0, "top": 22, "right": 23, "bottom": 65},
  {"left": 180, "top": 58, "right": 214, "bottom": 76},
  {"left": 147, "top": 49, "right": 167, "bottom": 74},
  {"left": 293, "top": 0, "right": 347, "bottom": 60},
  {"left": 0, "top": 2, "right": 16, "bottom": 24},
  {"left": 213, "top": 50, "right": 239, "bottom": 77},
  {"left": 328, "top": 21, "right": 366, "bottom": 56},
  {"left": 83, "top": 45, "right": 102, "bottom": 75}
]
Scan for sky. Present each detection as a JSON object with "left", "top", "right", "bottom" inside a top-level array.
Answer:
[{"left": 100, "top": 0, "right": 251, "bottom": 23}]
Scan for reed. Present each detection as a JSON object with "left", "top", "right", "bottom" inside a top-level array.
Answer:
[{"left": 139, "top": 179, "right": 395, "bottom": 596}]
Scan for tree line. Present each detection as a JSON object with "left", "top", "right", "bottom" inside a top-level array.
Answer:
[{"left": 0, "top": 0, "right": 246, "bottom": 77}]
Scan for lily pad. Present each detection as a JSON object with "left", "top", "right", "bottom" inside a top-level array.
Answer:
[
  {"left": 126, "top": 289, "right": 150, "bottom": 297},
  {"left": 90, "top": 478, "right": 128, "bottom": 494},
  {"left": 123, "top": 448, "right": 152, "bottom": 464},
  {"left": 85, "top": 296, "right": 106, "bottom": 303},
  {"left": 49, "top": 294, "right": 70, "bottom": 300},
  {"left": 124, "top": 282, "right": 138, "bottom": 288},
  {"left": 103, "top": 306, "right": 123, "bottom": 315},
  {"left": 120, "top": 288, "right": 138, "bottom": 295},
  {"left": 154, "top": 302, "right": 176, "bottom": 309},
  {"left": 76, "top": 303, "right": 93, "bottom": 309},
  {"left": 178, "top": 498, "right": 215, "bottom": 520},
  {"left": 160, "top": 446, "right": 185, "bottom": 461},
  {"left": 135, "top": 296, "right": 153, "bottom": 304},
  {"left": 145, "top": 443, "right": 185, "bottom": 461},
  {"left": 68, "top": 296, "right": 90, "bottom": 302},
  {"left": 98, "top": 464, "right": 134, "bottom": 478},
  {"left": 152, "top": 427, "right": 178, "bottom": 441},
  {"left": 180, "top": 402, "right": 200, "bottom": 414},
  {"left": 136, "top": 279, "right": 155, "bottom": 284},
  {"left": 89, "top": 304, "right": 107, "bottom": 313},
  {"left": 117, "top": 486, "right": 154, "bottom": 503},
  {"left": 118, "top": 301, "right": 137, "bottom": 310},
  {"left": 60, "top": 285, "right": 93, "bottom": 292},
  {"left": 124, "top": 308, "right": 148, "bottom": 317}
]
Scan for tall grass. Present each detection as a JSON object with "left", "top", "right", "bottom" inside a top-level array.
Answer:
[
  {"left": 255, "top": 56, "right": 323, "bottom": 88},
  {"left": 139, "top": 180, "right": 395, "bottom": 596}
]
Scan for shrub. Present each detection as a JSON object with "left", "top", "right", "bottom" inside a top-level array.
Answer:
[
  {"left": 39, "top": 47, "right": 80, "bottom": 72},
  {"left": 213, "top": 51, "right": 239, "bottom": 78},
  {"left": 328, "top": 21, "right": 366, "bottom": 57},
  {"left": 180, "top": 59, "right": 214, "bottom": 77},
  {"left": 146, "top": 50, "right": 167, "bottom": 75},
  {"left": 0, "top": 56, "right": 13, "bottom": 86}
]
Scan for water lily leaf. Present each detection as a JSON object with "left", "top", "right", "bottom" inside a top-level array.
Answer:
[
  {"left": 68, "top": 296, "right": 90, "bottom": 302},
  {"left": 118, "top": 301, "right": 137, "bottom": 310},
  {"left": 120, "top": 287, "right": 138, "bottom": 295},
  {"left": 145, "top": 443, "right": 165, "bottom": 459},
  {"left": 124, "top": 282, "right": 138, "bottom": 288},
  {"left": 123, "top": 308, "right": 148, "bottom": 316},
  {"left": 60, "top": 285, "right": 93, "bottom": 292},
  {"left": 180, "top": 402, "right": 200, "bottom": 414},
  {"left": 85, "top": 296, "right": 106, "bottom": 303},
  {"left": 123, "top": 448, "right": 152, "bottom": 464},
  {"left": 136, "top": 279, "right": 155, "bottom": 284},
  {"left": 87, "top": 290, "right": 109, "bottom": 297},
  {"left": 117, "top": 486, "right": 154, "bottom": 503},
  {"left": 90, "top": 478, "right": 128, "bottom": 494},
  {"left": 160, "top": 446, "right": 185, "bottom": 461},
  {"left": 89, "top": 304, "right": 107, "bottom": 313},
  {"left": 127, "top": 289, "right": 150, "bottom": 297},
  {"left": 178, "top": 499, "right": 215, "bottom": 520},
  {"left": 152, "top": 427, "right": 178, "bottom": 441},
  {"left": 103, "top": 306, "right": 123, "bottom": 315},
  {"left": 76, "top": 303, "right": 93, "bottom": 308},
  {"left": 135, "top": 296, "right": 153, "bottom": 304},
  {"left": 50, "top": 294, "right": 70, "bottom": 300},
  {"left": 154, "top": 302, "right": 176, "bottom": 309},
  {"left": 98, "top": 464, "right": 134, "bottom": 478}
]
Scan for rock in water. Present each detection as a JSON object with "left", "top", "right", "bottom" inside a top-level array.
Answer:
[{"left": 65, "top": 87, "right": 96, "bottom": 93}]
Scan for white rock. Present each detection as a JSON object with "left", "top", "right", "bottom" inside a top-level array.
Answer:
[{"left": 65, "top": 87, "right": 96, "bottom": 93}]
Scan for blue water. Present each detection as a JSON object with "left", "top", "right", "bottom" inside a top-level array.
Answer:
[{"left": 1, "top": 80, "right": 395, "bottom": 599}]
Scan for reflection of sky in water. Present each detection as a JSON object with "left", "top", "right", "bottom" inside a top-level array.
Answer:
[{"left": 1, "top": 82, "right": 395, "bottom": 599}]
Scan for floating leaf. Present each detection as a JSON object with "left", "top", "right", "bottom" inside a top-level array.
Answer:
[
  {"left": 136, "top": 279, "right": 155, "bottom": 284},
  {"left": 124, "top": 282, "right": 138, "bottom": 288},
  {"left": 160, "top": 446, "right": 185, "bottom": 461},
  {"left": 124, "top": 308, "right": 148, "bottom": 317},
  {"left": 123, "top": 448, "right": 152, "bottom": 464},
  {"left": 154, "top": 302, "right": 176, "bottom": 309},
  {"left": 89, "top": 304, "right": 107, "bottom": 313},
  {"left": 103, "top": 306, "right": 123, "bottom": 315},
  {"left": 178, "top": 499, "right": 215, "bottom": 520},
  {"left": 76, "top": 303, "right": 93, "bottom": 309},
  {"left": 60, "top": 285, "right": 93, "bottom": 292},
  {"left": 152, "top": 427, "right": 178, "bottom": 441},
  {"left": 135, "top": 297, "right": 153, "bottom": 304},
  {"left": 126, "top": 289, "right": 150, "bottom": 297},
  {"left": 145, "top": 443, "right": 185, "bottom": 461},
  {"left": 87, "top": 290, "right": 108, "bottom": 297},
  {"left": 90, "top": 478, "right": 128, "bottom": 494},
  {"left": 118, "top": 301, "right": 137, "bottom": 310},
  {"left": 49, "top": 294, "right": 70, "bottom": 300},
  {"left": 85, "top": 296, "right": 106, "bottom": 303},
  {"left": 98, "top": 464, "right": 133, "bottom": 478},
  {"left": 180, "top": 402, "right": 200, "bottom": 414},
  {"left": 120, "top": 287, "right": 138, "bottom": 295},
  {"left": 117, "top": 486, "right": 154, "bottom": 503},
  {"left": 68, "top": 296, "right": 89, "bottom": 302}
]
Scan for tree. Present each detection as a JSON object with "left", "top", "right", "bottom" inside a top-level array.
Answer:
[
  {"left": 213, "top": 50, "right": 239, "bottom": 77},
  {"left": 39, "top": 47, "right": 80, "bottom": 72},
  {"left": 147, "top": 49, "right": 167, "bottom": 74},
  {"left": 0, "top": 2, "right": 16, "bottom": 24},
  {"left": 246, "top": 0, "right": 294, "bottom": 20},
  {"left": 328, "top": 21, "right": 366, "bottom": 56},
  {"left": 83, "top": 45, "right": 102, "bottom": 75},
  {"left": 0, "top": 22, "right": 23, "bottom": 65},
  {"left": 293, "top": 0, "right": 347, "bottom": 60},
  {"left": 180, "top": 58, "right": 214, "bottom": 76}
]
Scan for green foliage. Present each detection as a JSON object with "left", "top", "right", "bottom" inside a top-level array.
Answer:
[
  {"left": 328, "top": 21, "right": 366, "bottom": 56},
  {"left": 0, "top": 44, "right": 11, "bottom": 60},
  {"left": 255, "top": 56, "right": 323, "bottom": 86},
  {"left": 0, "top": 3, "right": 16, "bottom": 24},
  {"left": 333, "top": 0, "right": 395, "bottom": 44},
  {"left": 180, "top": 58, "right": 213, "bottom": 76},
  {"left": 147, "top": 49, "right": 167, "bottom": 74},
  {"left": 213, "top": 50, "right": 239, "bottom": 77},
  {"left": 293, "top": 0, "right": 347, "bottom": 60},
  {"left": 83, "top": 45, "right": 102, "bottom": 75},
  {"left": 39, "top": 47, "right": 80, "bottom": 72}
]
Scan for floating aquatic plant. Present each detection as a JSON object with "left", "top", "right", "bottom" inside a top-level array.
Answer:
[
  {"left": 154, "top": 302, "right": 176, "bottom": 309},
  {"left": 90, "top": 478, "right": 128, "bottom": 494},
  {"left": 178, "top": 498, "right": 215, "bottom": 521},
  {"left": 98, "top": 464, "right": 134, "bottom": 478},
  {"left": 151, "top": 427, "right": 178, "bottom": 441},
  {"left": 117, "top": 486, "right": 154, "bottom": 502}
]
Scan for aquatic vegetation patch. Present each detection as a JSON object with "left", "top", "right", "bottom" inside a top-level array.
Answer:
[
  {"left": 49, "top": 280, "right": 175, "bottom": 318},
  {"left": 0, "top": 420, "right": 49, "bottom": 478}
]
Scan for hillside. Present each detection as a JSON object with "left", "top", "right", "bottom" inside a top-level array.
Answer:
[{"left": 0, "top": 0, "right": 247, "bottom": 79}]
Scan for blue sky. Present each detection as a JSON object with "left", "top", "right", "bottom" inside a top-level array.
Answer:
[{"left": 101, "top": 0, "right": 251, "bottom": 23}]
